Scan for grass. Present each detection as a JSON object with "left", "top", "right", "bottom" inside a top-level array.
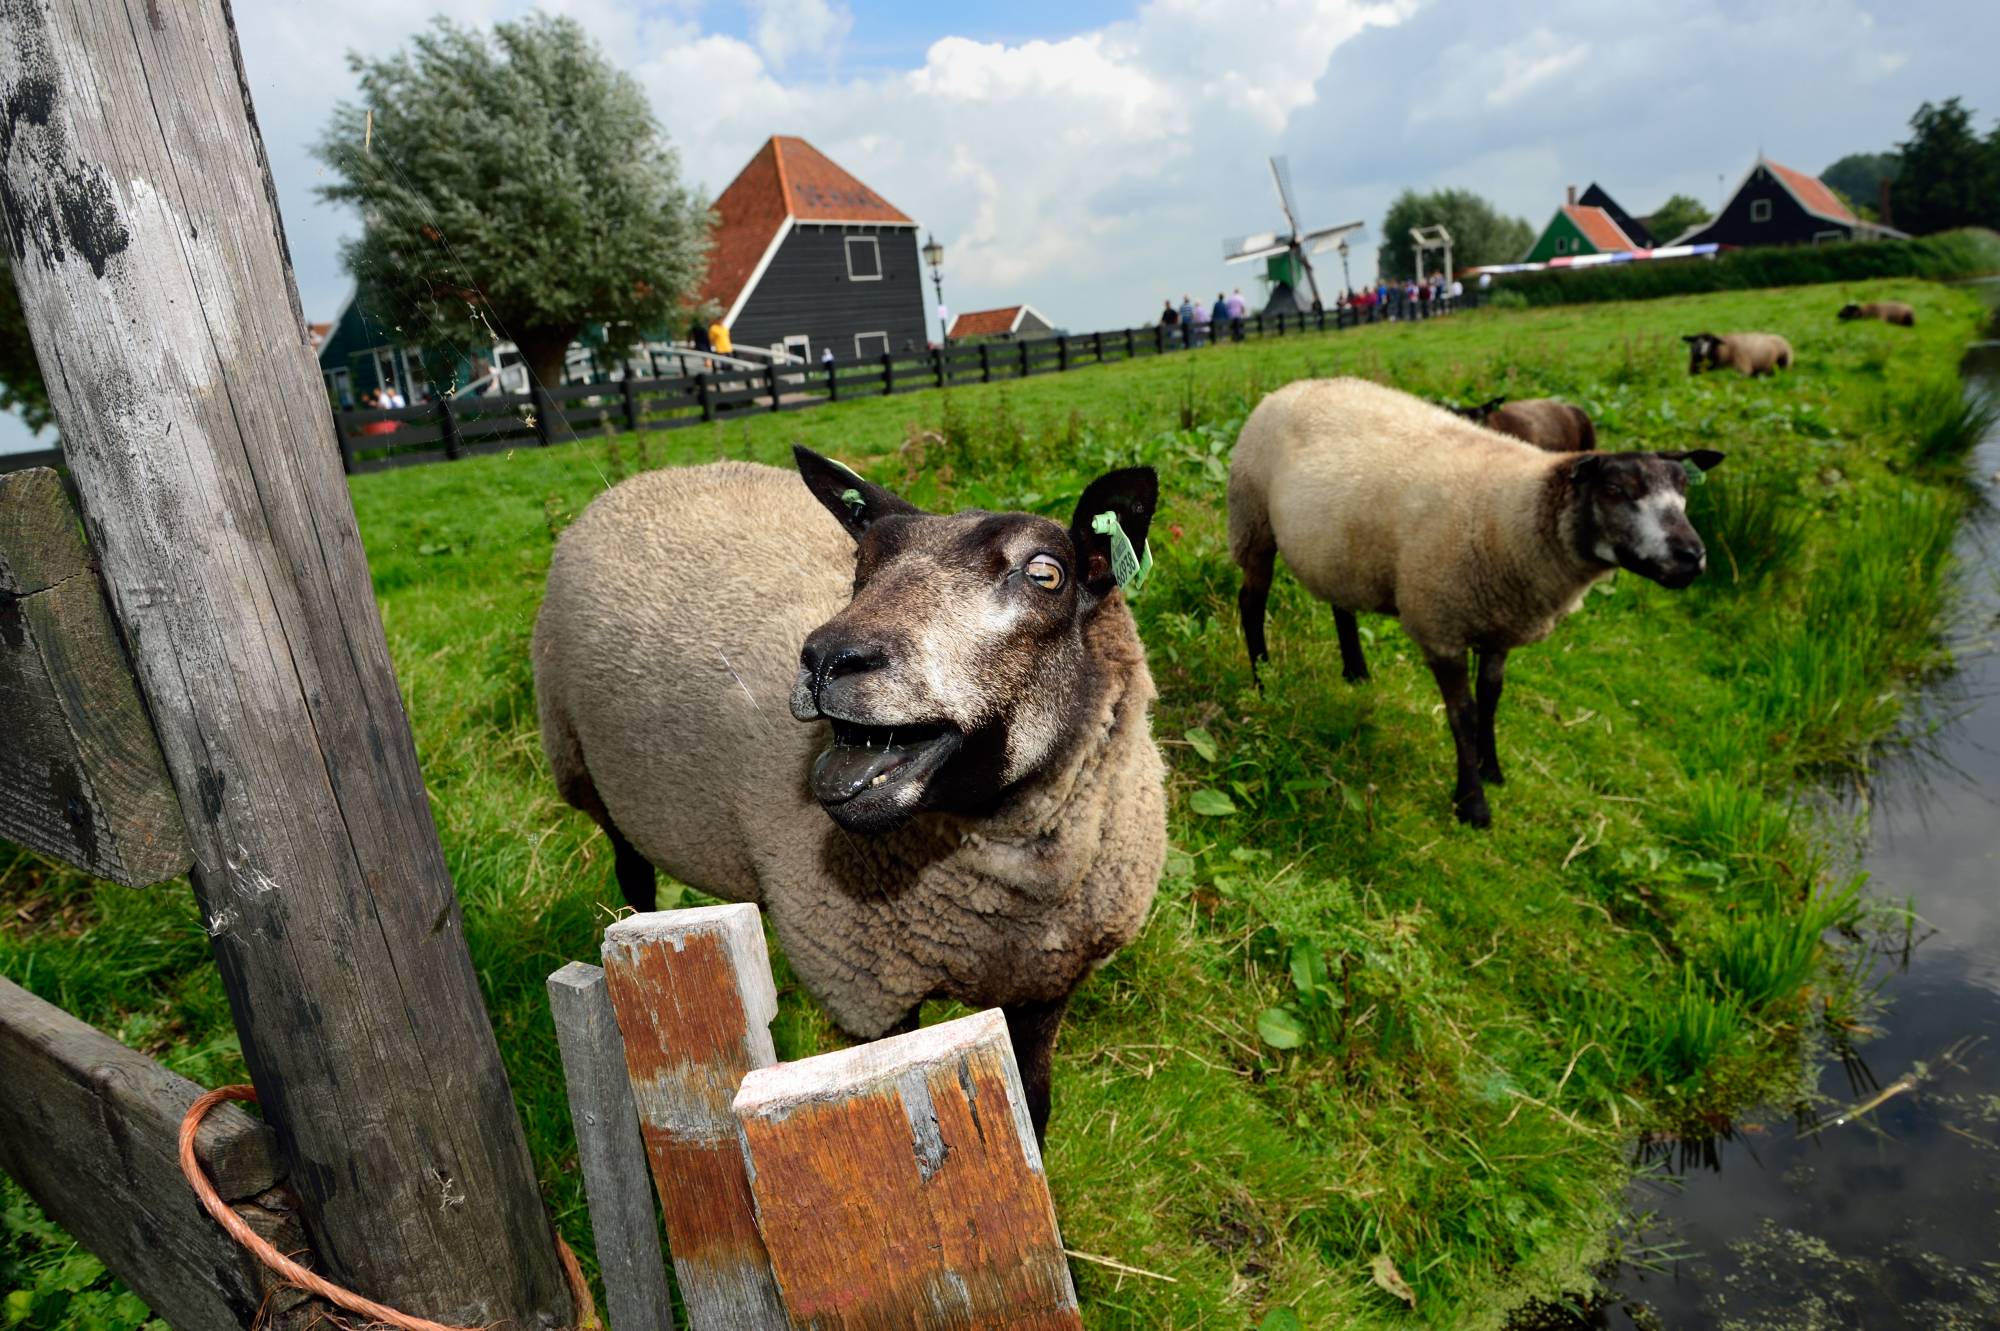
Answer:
[{"left": 2, "top": 278, "right": 1991, "bottom": 1329}]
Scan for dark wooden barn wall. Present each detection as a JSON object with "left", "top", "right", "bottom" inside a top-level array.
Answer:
[
  {"left": 734, "top": 225, "right": 930, "bottom": 359},
  {"left": 1685, "top": 168, "right": 1852, "bottom": 248}
]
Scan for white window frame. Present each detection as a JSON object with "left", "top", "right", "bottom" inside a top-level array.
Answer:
[
  {"left": 845, "top": 235, "right": 882, "bottom": 281},
  {"left": 1813, "top": 229, "right": 1845, "bottom": 244},
  {"left": 854, "top": 331, "right": 889, "bottom": 359},
  {"left": 782, "top": 335, "right": 811, "bottom": 363},
  {"left": 1750, "top": 198, "right": 1772, "bottom": 223}
]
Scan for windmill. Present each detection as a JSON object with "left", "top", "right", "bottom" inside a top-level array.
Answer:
[{"left": 1223, "top": 156, "right": 1365, "bottom": 313}]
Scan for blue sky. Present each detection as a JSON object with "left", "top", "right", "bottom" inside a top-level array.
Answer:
[{"left": 4, "top": 0, "right": 1996, "bottom": 453}]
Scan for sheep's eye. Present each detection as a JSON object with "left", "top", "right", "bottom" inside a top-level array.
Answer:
[{"left": 1024, "top": 554, "right": 1065, "bottom": 591}]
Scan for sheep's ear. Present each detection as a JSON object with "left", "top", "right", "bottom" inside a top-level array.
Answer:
[
  {"left": 1568, "top": 453, "right": 1605, "bottom": 487},
  {"left": 1479, "top": 396, "right": 1507, "bottom": 414},
  {"left": 793, "top": 445, "right": 920, "bottom": 540},
  {"left": 1068, "top": 466, "right": 1159, "bottom": 599},
  {"left": 1657, "top": 449, "right": 1725, "bottom": 473},
  {"left": 1680, "top": 334, "right": 1700, "bottom": 344}
]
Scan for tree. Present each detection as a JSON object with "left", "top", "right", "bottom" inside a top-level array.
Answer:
[
  {"left": 0, "top": 251, "right": 54, "bottom": 434},
  {"left": 1376, "top": 190, "right": 1534, "bottom": 283},
  {"left": 314, "top": 15, "right": 711, "bottom": 390},
  {"left": 1644, "top": 194, "right": 1711, "bottom": 244},
  {"left": 1821, "top": 152, "right": 1900, "bottom": 220},
  {"left": 1890, "top": 97, "right": 2000, "bottom": 235}
]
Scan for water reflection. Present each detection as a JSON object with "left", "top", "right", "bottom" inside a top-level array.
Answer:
[{"left": 1537, "top": 343, "right": 2000, "bottom": 1330}]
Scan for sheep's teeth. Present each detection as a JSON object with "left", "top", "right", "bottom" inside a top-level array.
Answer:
[{"left": 869, "top": 772, "right": 891, "bottom": 788}]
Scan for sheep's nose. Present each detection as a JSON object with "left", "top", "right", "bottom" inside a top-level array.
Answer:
[
  {"left": 1671, "top": 541, "right": 1706, "bottom": 572},
  {"left": 799, "top": 638, "right": 888, "bottom": 696}
]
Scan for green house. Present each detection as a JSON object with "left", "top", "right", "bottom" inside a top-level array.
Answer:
[{"left": 1522, "top": 187, "right": 1640, "bottom": 264}]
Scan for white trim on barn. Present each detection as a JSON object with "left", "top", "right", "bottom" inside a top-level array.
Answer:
[
  {"left": 723, "top": 215, "right": 795, "bottom": 328},
  {"left": 854, "top": 330, "right": 889, "bottom": 358}
]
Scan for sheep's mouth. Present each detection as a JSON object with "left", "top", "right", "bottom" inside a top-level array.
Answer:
[{"left": 811, "top": 719, "right": 961, "bottom": 810}]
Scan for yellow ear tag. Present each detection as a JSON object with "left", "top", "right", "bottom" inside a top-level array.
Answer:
[{"left": 1091, "top": 510, "right": 1153, "bottom": 594}]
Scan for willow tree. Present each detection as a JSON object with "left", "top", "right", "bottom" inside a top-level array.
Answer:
[{"left": 314, "top": 15, "right": 710, "bottom": 390}]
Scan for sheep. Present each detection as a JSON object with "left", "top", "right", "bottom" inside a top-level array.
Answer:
[
  {"left": 1682, "top": 331, "right": 1794, "bottom": 377},
  {"left": 1839, "top": 300, "right": 1915, "bottom": 327},
  {"left": 532, "top": 447, "right": 1166, "bottom": 1138},
  {"left": 1448, "top": 396, "right": 1597, "bottom": 452},
  {"left": 1228, "top": 378, "right": 1722, "bottom": 828}
]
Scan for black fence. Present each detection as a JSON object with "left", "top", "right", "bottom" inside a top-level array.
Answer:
[{"left": 341, "top": 292, "right": 1481, "bottom": 475}]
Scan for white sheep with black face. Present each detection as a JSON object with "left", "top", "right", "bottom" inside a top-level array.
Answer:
[
  {"left": 532, "top": 448, "right": 1165, "bottom": 1138},
  {"left": 1229, "top": 378, "right": 1723, "bottom": 828},
  {"left": 1682, "top": 331, "right": 1794, "bottom": 377}
]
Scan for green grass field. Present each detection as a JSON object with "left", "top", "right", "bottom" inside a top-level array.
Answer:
[{"left": 3, "top": 279, "right": 1990, "bottom": 1329}]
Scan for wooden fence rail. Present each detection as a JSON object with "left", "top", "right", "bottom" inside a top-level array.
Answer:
[{"left": 324, "top": 292, "right": 1483, "bottom": 474}]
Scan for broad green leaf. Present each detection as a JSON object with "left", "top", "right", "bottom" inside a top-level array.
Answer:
[
  {"left": 1189, "top": 788, "right": 1237, "bottom": 817},
  {"left": 1289, "top": 940, "right": 1327, "bottom": 995},
  {"left": 1257, "top": 1006, "right": 1307, "bottom": 1049},
  {"left": 1259, "top": 1311, "right": 1303, "bottom": 1331},
  {"left": 1184, "top": 726, "right": 1218, "bottom": 762}
]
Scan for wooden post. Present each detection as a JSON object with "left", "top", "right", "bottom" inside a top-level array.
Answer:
[
  {"left": 532, "top": 382, "right": 556, "bottom": 445},
  {"left": 1154, "top": 323, "right": 1165, "bottom": 354},
  {"left": 825, "top": 359, "right": 838, "bottom": 402},
  {"left": 881, "top": 350, "right": 895, "bottom": 396},
  {"left": 1255, "top": 312, "right": 1265, "bottom": 337},
  {"left": 736, "top": 1009, "right": 1081, "bottom": 1330},
  {"left": 547, "top": 963, "right": 676, "bottom": 1331},
  {"left": 600, "top": 906, "right": 788, "bottom": 1330},
  {"left": 933, "top": 346, "right": 946, "bottom": 388},
  {"left": 698, "top": 370, "right": 714, "bottom": 422},
  {"left": 1019, "top": 338, "right": 1031, "bottom": 378},
  {"left": 1057, "top": 334, "right": 1069, "bottom": 372},
  {"left": 439, "top": 396, "right": 462, "bottom": 461},
  {"left": 0, "top": 6, "right": 572, "bottom": 1325},
  {"left": 766, "top": 361, "right": 781, "bottom": 412},
  {"left": 1092, "top": 330, "right": 1103, "bottom": 363},
  {"left": 623, "top": 375, "right": 642, "bottom": 432},
  {"left": 980, "top": 342, "right": 992, "bottom": 383},
  {"left": 0, "top": 979, "right": 317, "bottom": 1331}
]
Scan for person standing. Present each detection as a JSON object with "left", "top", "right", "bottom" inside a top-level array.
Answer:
[
  {"left": 1191, "top": 295, "right": 1210, "bottom": 348},
  {"left": 1179, "top": 295, "right": 1196, "bottom": 348},
  {"left": 709, "top": 317, "right": 732, "bottom": 358},
  {"left": 1227, "top": 287, "right": 1247, "bottom": 341}
]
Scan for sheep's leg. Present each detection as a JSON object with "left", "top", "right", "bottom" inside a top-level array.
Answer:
[
  {"left": 1333, "top": 608, "right": 1370, "bottom": 684},
  {"left": 1475, "top": 647, "right": 1509, "bottom": 785},
  {"left": 1426, "top": 651, "right": 1491, "bottom": 828},
  {"left": 1003, "top": 994, "right": 1070, "bottom": 1145},
  {"left": 1237, "top": 548, "right": 1276, "bottom": 682},
  {"left": 606, "top": 820, "right": 658, "bottom": 913}
]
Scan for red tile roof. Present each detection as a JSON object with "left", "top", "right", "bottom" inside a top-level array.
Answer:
[
  {"left": 949, "top": 306, "right": 1025, "bottom": 338},
  {"left": 1762, "top": 158, "right": 1857, "bottom": 224},
  {"left": 695, "top": 136, "right": 915, "bottom": 321},
  {"left": 1564, "top": 204, "right": 1635, "bottom": 252}
]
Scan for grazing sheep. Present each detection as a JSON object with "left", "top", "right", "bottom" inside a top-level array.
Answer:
[
  {"left": 1839, "top": 301, "right": 1915, "bottom": 327},
  {"left": 1451, "top": 396, "right": 1597, "bottom": 453},
  {"left": 533, "top": 448, "right": 1166, "bottom": 1137},
  {"left": 1682, "top": 331, "right": 1794, "bottom": 377},
  {"left": 1229, "top": 378, "right": 1722, "bottom": 828}
]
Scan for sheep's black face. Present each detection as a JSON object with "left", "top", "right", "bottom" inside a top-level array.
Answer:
[
  {"left": 786, "top": 447, "right": 1157, "bottom": 834},
  {"left": 1681, "top": 333, "right": 1722, "bottom": 375},
  {"left": 1838, "top": 304, "right": 1863, "bottom": 321},
  {"left": 1572, "top": 450, "right": 1724, "bottom": 589}
]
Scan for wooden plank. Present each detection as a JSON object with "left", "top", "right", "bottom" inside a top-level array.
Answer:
[
  {"left": 600, "top": 905, "right": 789, "bottom": 1331},
  {"left": 735, "top": 1009, "right": 1081, "bottom": 1331},
  {"left": 548, "top": 963, "right": 677, "bottom": 1331},
  {"left": 0, "top": 469, "right": 190, "bottom": 887},
  {"left": 0, "top": 978, "right": 316, "bottom": 1330},
  {"left": 0, "top": 5, "right": 571, "bottom": 1324}
]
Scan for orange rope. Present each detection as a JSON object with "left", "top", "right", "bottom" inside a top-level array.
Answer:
[{"left": 179, "top": 1085, "right": 599, "bottom": 1331}]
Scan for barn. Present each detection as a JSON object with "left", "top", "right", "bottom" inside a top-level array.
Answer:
[
  {"left": 1671, "top": 157, "right": 1905, "bottom": 248},
  {"left": 697, "top": 136, "right": 929, "bottom": 363},
  {"left": 947, "top": 305, "right": 1054, "bottom": 342},
  {"left": 1522, "top": 186, "right": 1642, "bottom": 264}
]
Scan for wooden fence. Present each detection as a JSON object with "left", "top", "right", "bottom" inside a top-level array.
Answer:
[{"left": 328, "top": 293, "right": 1483, "bottom": 474}]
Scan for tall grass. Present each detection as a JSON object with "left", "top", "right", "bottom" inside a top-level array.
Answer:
[
  {"left": 1711, "top": 877, "right": 1863, "bottom": 1011},
  {"left": 1871, "top": 373, "right": 2000, "bottom": 472},
  {"left": 1686, "top": 472, "right": 1811, "bottom": 589}
]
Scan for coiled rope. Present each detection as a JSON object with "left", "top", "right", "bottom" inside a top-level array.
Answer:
[{"left": 179, "top": 1085, "right": 598, "bottom": 1331}]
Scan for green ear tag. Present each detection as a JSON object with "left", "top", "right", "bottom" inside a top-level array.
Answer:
[
  {"left": 839, "top": 486, "right": 864, "bottom": 514},
  {"left": 1091, "top": 510, "right": 1153, "bottom": 594},
  {"left": 1680, "top": 458, "right": 1707, "bottom": 486}
]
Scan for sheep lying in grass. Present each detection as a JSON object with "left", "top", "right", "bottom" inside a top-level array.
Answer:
[
  {"left": 1229, "top": 378, "right": 1722, "bottom": 827},
  {"left": 1682, "top": 331, "right": 1794, "bottom": 377},
  {"left": 1450, "top": 396, "right": 1597, "bottom": 452},
  {"left": 533, "top": 448, "right": 1165, "bottom": 1137},
  {"left": 1839, "top": 300, "right": 1915, "bottom": 327}
]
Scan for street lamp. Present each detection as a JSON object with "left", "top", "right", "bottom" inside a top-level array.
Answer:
[
  {"left": 1337, "top": 238, "right": 1352, "bottom": 295},
  {"left": 922, "top": 232, "right": 947, "bottom": 342}
]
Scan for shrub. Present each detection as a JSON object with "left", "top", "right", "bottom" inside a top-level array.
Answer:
[{"left": 1686, "top": 472, "right": 1810, "bottom": 589}]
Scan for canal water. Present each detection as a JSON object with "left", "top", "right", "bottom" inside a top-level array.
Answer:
[{"left": 1581, "top": 337, "right": 2000, "bottom": 1328}]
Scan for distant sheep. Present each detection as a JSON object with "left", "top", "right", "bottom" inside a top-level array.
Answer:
[
  {"left": 1229, "top": 378, "right": 1722, "bottom": 827},
  {"left": 1839, "top": 301, "right": 1915, "bottom": 327},
  {"left": 533, "top": 449, "right": 1166, "bottom": 1138},
  {"left": 1682, "top": 331, "right": 1794, "bottom": 377},
  {"left": 1450, "top": 396, "right": 1597, "bottom": 452}
]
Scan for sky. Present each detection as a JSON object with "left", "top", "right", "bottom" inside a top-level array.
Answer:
[{"left": 4, "top": 0, "right": 1997, "bottom": 453}]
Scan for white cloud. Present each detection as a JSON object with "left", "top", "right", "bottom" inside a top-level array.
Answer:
[
  {"left": 747, "top": 0, "right": 852, "bottom": 70},
  {"left": 1484, "top": 33, "right": 1590, "bottom": 110}
]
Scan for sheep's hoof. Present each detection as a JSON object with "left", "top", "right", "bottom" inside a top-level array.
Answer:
[
  {"left": 1454, "top": 795, "right": 1492, "bottom": 829},
  {"left": 1343, "top": 669, "right": 1370, "bottom": 686},
  {"left": 1480, "top": 763, "right": 1505, "bottom": 786}
]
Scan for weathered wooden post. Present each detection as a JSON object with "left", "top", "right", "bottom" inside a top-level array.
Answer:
[
  {"left": 981, "top": 342, "right": 992, "bottom": 383},
  {"left": 698, "top": 370, "right": 715, "bottom": 421},
  {"left": 439, "top": 396, "right": 463, "bottom": 461},
  {"left": 532, "top": 381, "right": 557, "bottom": 445},
  {"left": 1057, "top": 334, "right": 1069, "bottom": 372},
  {"left": 825, "top": 358, "right": 838, "bottom": 402},
  {"left": 600, "top": 907, "right": 789, "bottom": 1329},
  {"left": 933, "top": 346, "right": 946, "bottom": 389},
  {"left": 623, "top": 375, "right": 643, "bottom": 432},
  {"left": 1019, "top": 337, "right": 1031, "bottom": 378},
  {"left": 881, "top": 350, "right": 895, "bottom": 396},
  {"left": 1125, "top": 327, "right": 1136, "bottom": 359},
  {"left": 736, "top": 1010, "right": 1082, "bottom": 1330},
  {"left": 766, "top": 361, "right": 782, "bottom": 412},
  {"left": 1092, "top": 330, "right": 1103, "bottom": 363},
  {"left": 0, "top": 5, "right": 572, "bottom": 1325}
]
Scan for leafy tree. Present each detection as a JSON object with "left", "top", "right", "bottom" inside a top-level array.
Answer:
[
  {"left": 314, "top": 15, "right": 711, "bottom": 390},
  {"left": 1891, "top": 97, "right": 1999, "bottom": 235},
  {"left": 1821, "top": 152, "right": 1900, "bottom": 220},
  {"left": 1375, "top": 189, "right": 1534, "bottom": 284},
  {"left": 0, "top": 251, "right": 53, "bottom": 433},
  {"left": 1644, "top": 194, "right": 1712, "bottom": 244}
]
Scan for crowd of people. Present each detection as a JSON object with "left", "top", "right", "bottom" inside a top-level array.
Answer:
[{"left": 1157, "top": 272, "right": 1472, "bottom": 347}]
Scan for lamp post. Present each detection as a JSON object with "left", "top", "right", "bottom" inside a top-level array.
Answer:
[
  {"left": 1337, "top": 238, "right": 1353, "bottom": 296},
  {"left": 922, "top": 232, "right": 947, "bottom": 343}
]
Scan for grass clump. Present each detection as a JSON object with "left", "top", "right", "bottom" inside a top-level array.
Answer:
[{"left": 2, "top": 278, "right": 1990, "bottom": 1329}]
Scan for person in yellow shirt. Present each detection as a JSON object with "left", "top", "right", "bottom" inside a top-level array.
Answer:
[{"left": 708, "top": 319, "right": 732, "bottom": 357}]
